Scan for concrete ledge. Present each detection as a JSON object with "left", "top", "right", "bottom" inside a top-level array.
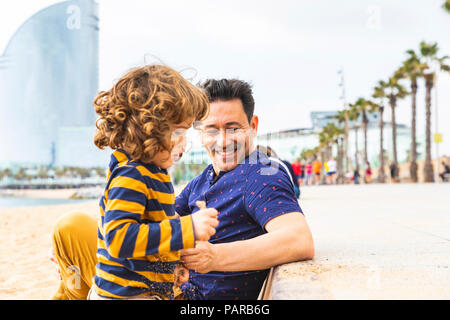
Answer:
[
  {"left": 262, "top": 184, "right": 450, "bottom": 300},
  {"left": 266, "top": 261, "right": 331, "bottom": 300}
]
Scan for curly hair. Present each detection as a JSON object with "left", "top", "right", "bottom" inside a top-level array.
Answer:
[{"left": 93, "top": 65, "right": 209, "bottom": 164}]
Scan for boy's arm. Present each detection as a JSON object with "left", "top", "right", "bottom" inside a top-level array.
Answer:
[{"left": 103, "top": 169, "right": 195, "bottom": 259}]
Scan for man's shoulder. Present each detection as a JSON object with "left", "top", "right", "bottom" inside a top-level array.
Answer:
[{"left": 243, "top": 154, "right": 292, "bottom": 185}]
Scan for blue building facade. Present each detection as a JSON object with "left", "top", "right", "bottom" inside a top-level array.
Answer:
[{"left": 0, "top": 0, "right": 106, "bottom": 168}]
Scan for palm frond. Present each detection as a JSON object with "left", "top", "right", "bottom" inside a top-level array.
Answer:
[{"left": 443, "top": 0, "right": 450, "bottom": 13}]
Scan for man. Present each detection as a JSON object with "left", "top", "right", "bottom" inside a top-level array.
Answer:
[
  {"left": 176, "top": 79, "right": 313, "bottom": 299},
  {"left": 312, "top": 158, "right": 322, "bottom": 185},
  {"left": 439, "top": 160, "right": 450, "bottom": 182},
  {"left": 50, "top": 78, "right": 314, "bottom": 300},
  {"left": 326, "top": 157, "right": 337, "bottom": 185}
]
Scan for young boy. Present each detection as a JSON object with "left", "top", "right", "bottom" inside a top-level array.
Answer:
[{"left": 89, "top": 65, "right": 218, "bottom": 300}]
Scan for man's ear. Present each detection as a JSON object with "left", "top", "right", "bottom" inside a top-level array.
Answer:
[{"left": 250, "top": 115, "right": 259, "bottom": 135}]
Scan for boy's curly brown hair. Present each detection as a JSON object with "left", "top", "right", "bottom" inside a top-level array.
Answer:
[{"left": 93, "top": 65, "right": 209, "bottom": 164}]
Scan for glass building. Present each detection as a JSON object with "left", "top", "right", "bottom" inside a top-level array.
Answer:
[{"left": 0, "top": 0, "right": 107, "bottom": 168}]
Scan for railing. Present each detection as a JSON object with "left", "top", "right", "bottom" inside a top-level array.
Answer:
[{"left": 0, "top": 177, "right": 105, "bottom": 189}]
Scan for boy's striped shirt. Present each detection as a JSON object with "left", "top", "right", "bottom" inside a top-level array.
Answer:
[{"left": 93, "top": 149, "right": 195, "bottom": 299}]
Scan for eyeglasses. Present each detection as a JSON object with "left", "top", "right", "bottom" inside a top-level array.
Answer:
[{"left": 201, "top": 127, "right": 249, "bottom": 138}]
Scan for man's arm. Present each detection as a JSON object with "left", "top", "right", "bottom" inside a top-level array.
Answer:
[{"left": 181, "top": 211, "right": 314, "bottom": 273}]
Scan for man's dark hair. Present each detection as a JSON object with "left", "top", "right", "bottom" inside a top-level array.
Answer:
[{"left": 200, "top": 79, "right": 255, "bottom": 122}]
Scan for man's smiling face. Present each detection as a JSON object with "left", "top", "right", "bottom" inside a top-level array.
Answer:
[{"left": 199, "top": 98, "right": 258, "bottom": 173}]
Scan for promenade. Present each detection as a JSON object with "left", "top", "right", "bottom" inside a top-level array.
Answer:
[{"left": 268, "top": 183, "right": 450, "bottom": 299}]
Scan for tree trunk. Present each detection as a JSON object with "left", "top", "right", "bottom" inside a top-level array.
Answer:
[
  {"left": 320, "top": 149, "right": 326, "bottom": 185},
  {"left": 390, "top": 95, "right": 399, "bottom": 181},
  {"left": 362, "top": 111, "right": 369, "bottom": 183},
  {"left": 377, "top": 106, "right": 386, "bottom": 183},
  {"left": 409, "top": 81, "right": 418, "bottom": 182},
  {"left": 337, "top": 138, "right": 344, "bottom": 184},
  {"left": 344, "top": 115, "right": 349, "bottom": 173},
  {"left": 362, "top": 111, "right": 369, "bottom": 164},
  {"left": 424, "top": 74, "right": 434, "bottom": 182},
  {"left": 354, "top": 126, "right": 359, "bottom": 170}
]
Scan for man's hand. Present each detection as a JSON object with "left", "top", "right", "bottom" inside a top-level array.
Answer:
[
  {"left": 191, "top": 208, "right": 219, "bottom": 241},
  {"left": 180, "top": 241, "right": 218, "bottom": 273}
]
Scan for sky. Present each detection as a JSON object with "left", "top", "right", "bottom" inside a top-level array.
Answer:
[{"left": 1, "top": 0, "right": 450, "bottom": 155}]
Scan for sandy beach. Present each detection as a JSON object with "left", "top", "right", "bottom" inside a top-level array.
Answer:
[
  {"left": 0, "top": 186, "right": 186, "bottom": 300},
  {"left": 0, "top": 194, "right": 98, "bottom": 300}
]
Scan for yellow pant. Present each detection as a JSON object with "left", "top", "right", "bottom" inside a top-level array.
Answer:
[
  {"left": 51, "top": 211, "right": 185, "bottom": 300},
  {"left": 51, "top": 212, "right": 97, "bottom": 300}
]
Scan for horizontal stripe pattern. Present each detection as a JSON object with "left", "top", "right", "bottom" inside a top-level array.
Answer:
[{"left": 94, "top": 150, "right": 195, "bottom": 299}]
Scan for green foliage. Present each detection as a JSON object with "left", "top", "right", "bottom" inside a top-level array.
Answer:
[
  {"left": 397, "top": 49, "right": 428, "bottom": 83},
  {"left": 418, "top": 41, "right": 450, "bottom": 74},
  {"left": 300, "top": 147, "right": 320, "bottom": 161},
  {"left": 319, "top": 122, "right": 344, "bottom": 148},
  {"left": 444, "top": 0, "right": 450, "bottom": 13}
]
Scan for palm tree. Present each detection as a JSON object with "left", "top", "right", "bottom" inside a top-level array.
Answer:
[
  {"left": 334, "top": 109, "right": 350, "bottom": 173},
  {"left": 319, "top": 122, "right": 344, "bottom": 184},
  {"left": 396, "top": 49, "right": 427, "bottom": 182},
  {"left": 419, "top": 41, "right": 450, "bottom": 182},
  {"left": 372, "top": 81, "right": 388, "bottom": 183},
  {"left": 300, "top": 148, "right": 317, "bottom": 162},
  {"left": 443, "top": 0, "right": 450, "bottom": 13},
  {"left": 348, "top": 101, "right": 361, "bottom": 171},
  {"left": 382, "top": 74, "right": 408, "bottom": 182},
  {"left": 347, "top": 97, "right": 372, "bottom": 179},
  {"left": 355, "top": 98, "right": 372, "bottom": 166}
]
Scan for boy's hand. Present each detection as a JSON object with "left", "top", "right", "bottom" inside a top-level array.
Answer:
[
  {"left": 191, "top": 202, "right": 218, "bottom": 241},
  {"left": 174, "top": 263, "right": 189, "bottom": 287}
]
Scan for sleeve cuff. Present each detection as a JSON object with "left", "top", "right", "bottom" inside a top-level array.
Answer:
[{"left": 180, "top": 215, "right": 195, "bottom": 249}]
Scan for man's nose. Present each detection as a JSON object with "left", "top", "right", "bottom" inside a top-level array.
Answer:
[{"left": 217, "top": 129, "right": 234, "bottom": 149}]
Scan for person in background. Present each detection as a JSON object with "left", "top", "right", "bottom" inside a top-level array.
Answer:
[
  {"left": 389, "top": 161, "right": 397, "bottom": 183},
  {"left": 344, "top": 170, "right": 353, "bottom": 184},
  {"left": 364, "top": 161, "right": 372, "bottom": 184},
  {"left": 300, "top": 161, "right": 305, "bottom": 186},
  {"left": 439, "top": 160, "right": 450, "bottom": 182},
  {"left": 326, "top": 157, "right": 337, "bottom": 185},
  {"left": 291, "top": 158, "right": 303, "bottom": 186},
  {"left": 312, "top": 158, "right": 322, "bottom": 185},
  {"left": 324, "top": 160, "right": 329, "bottom": 184},
  {"left": 353, "top": 165, "right": 360, "bottom": 184},
  {"left": 305, "top": 162, "right": 313, "bottom": 186},
  {"left": 256, "top": 146, "right": 300, "bottom": 199}
]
